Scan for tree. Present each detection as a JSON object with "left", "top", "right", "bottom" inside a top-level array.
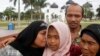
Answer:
[
  {"left": 10, "top": 0, "right": 48, "bottom": 20},
  {"left": 12, "top": 12, "right": 18, "bottom": 21},
  {"left": 0, "top": 12, "right": 3, "bottom": 19},
  {"left": 3, "top": 7, "right": 15, "bottom": 20},
  {"left": 10, "top": 0, "right": 21, "bottom": 27},
  {"left": 23, "top": 0, "right": 48, "bottom": 20},
  {"left": 83, "top": 2, "right": 94, "bottom": 20},
  {"left": 96, "top": 5, "right": 100, "bottom": 19},
  {"left": 24, "top": 9, "right": 35, "bottom": 20}
]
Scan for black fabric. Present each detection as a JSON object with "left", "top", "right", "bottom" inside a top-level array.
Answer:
[
  {"left": 80, "top": 24, "right": 100, "bottom": 56},
  {"left": 81, "top": 30, "right": 99, "bottom": 44},
  {"left": 80, "top": 24, "right": 100, "bottom": 44},
  {"left": 10, "top": 21, "right": 47, "bottom": 56}
]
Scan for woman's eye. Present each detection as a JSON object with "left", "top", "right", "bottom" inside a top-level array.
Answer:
[
  {"left": 54, "top": 35, "right": 59, "bottom": 39},
  {"left": 47, "top": 35, "right": 50, "bottom": 38}
]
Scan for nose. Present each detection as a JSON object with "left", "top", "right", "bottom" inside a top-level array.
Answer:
[
  {"left": 51, "top": 38, "right": 55, "bottom": 43},
  {"left": 71, "top": 16, "right": 76, "bottom": 21},
  {"left": 83, "top": 43, "right": 88, "bottom": 50}
]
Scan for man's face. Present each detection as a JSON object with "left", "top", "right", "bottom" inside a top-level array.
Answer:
[{"left": 65, "top": 5, "right": 82, "bottom": 29}]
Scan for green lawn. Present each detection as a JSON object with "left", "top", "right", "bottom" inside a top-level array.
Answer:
[
  {"left": 0, "top": 20, "right": 29, "bottom": 30},
  {"left": 0, "top": 20, "right": 100, "bottom": 30},
  {"left": 81, "top": 21, "right": 100, "bottom": 29}
]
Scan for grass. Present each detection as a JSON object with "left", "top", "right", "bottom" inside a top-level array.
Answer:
[
  {"left": 81, "top": 20, "right": 100, "bottom": 29},
  {"left": 0, "top": 20, "right": 29, "bottom": 30},
  {"left": 0, "top": 20, "right": 100, "bottom": 30}
]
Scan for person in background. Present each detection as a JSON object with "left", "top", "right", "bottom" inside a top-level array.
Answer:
[
  {"left": 65, "top": 2, "right": 83, "bottom": 43},
  {"left": 0, "top": 21, "right": 47, "bottom": 56},
  {"left": 80, "top": 24, "right": 100, "bottom": 56},
  {"left": 65, "top": 3, "right": 84, "bottom": 56},
  {"left": 43, "top": 22, "right": 71, "bottom": 56}
]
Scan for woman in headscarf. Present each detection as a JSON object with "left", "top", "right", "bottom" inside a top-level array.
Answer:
[
  {"left": 80, "top": 24, "right": 100, "bottom": 56},
  {"left": 43, "top": 22, "right": 72, "bottom": 56},
  {"left": 0, "top": 21, "right": 47, "bottom": 56}
]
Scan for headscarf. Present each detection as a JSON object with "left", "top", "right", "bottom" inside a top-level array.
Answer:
[
  {"left": 43, "top": 22, "right": 72, "bottom": 56},
  {"left": 10, "top": 21, "right": 47, "bottom": 56},
  {"left": 80, "top": 24, "right": 100, "bottom": 56}
]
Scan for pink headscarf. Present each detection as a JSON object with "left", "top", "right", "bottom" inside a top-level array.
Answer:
[{"left": 43, "top": 22, "right": 72, "bottom": 56}]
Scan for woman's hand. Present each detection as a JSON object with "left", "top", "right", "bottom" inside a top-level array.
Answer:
[{"left": 0, "top": 36, "right": 16, "bottom": 48}]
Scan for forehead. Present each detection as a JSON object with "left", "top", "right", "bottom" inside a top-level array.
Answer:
[
  {"left": 40, "top": 29, "right": 46, "bottom": 32},
  {"left": 67, "top": 5, "right": 82, "bottom": 14},
  {"left": 48, "top": 26, "right": 58, "bottom": 35},
  {"left": 48, "top": 26, "right": 57, "bottom": 32},
  {"left": 82, "top": 33, "right": 97, "bottom": 43}
]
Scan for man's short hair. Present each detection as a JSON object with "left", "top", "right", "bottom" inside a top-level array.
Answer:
[{"left": 65, "top": 3, "right": 84, "bottom": 17}]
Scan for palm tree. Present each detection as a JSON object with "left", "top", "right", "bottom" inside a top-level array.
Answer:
[
  {"left": 10, "top": 0, "right": 47, "bottom": 21},
  {"left": 22, "top": 0, "right": 34, "bottom": 21},
  {"left": 33, "top": 0, "right": 48, "bottom": 20},
  {"left": 9, "top": 0, "right": 17, "bottom": 6},
  {"left": 10, "top": 0, "right": 21, "bottom": 27},
  {"left": 23, "top": 0, "right": 48, "bottom": 20}
]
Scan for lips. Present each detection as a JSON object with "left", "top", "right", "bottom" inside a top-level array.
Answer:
[
  {"left": 83, "top": 53, "right": 89, "bottom": 56},
  {"left": 70, "top": 23, "right": 77, "bottom": 28},
  {"left": 71, "top": 24, "right": 76, "bottom": 26},
  {"left": 70, "top": 22, "right": 77, "bottom": 25},
  {"left": 49, "top": 45, "right": 55, "bottom": 48}
]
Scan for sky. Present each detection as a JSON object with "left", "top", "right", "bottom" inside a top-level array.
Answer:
[{"left": 0, "top": 0, "right": 100, "bottom": 14}]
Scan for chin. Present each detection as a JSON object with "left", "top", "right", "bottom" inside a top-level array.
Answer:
[
  {"left": 50, "top": 47, "right": 58, "bottom": 51},
  {"left": 39, "top": 46, "right": 45, "bottom": 48},
  {"left": 83, "top": 54, "right": 89, "bottom": 56},
  {"left": 38, "top": 44, "right": 45, "bottom": 47},
  {"left": 51, "top": 49, "right": 57, "bottom": 51},
  {"left": 41, "top": 45, "right": 45, "bottom": 47}
]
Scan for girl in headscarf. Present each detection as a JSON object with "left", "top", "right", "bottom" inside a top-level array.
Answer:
[
  {"left": 80, "top": 24, "right": 100, "bottom": 56},
  {"left": 0, "top": 21, "right": 47, "bottom": 56},
  {"left": 43, "top": 22, "right": 72, "bottom": 56}
]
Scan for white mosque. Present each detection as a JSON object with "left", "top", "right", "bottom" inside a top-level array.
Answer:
[{"left": 43, "top": 0, "right": 74, "bottom": 23}]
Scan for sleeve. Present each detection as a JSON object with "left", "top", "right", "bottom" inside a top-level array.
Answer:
[
  {"left": 0, "top": 45, "right": 23, "bottom": 56},
  {"left": 0, "top": 46, "right": 8, "bottom": 56}
]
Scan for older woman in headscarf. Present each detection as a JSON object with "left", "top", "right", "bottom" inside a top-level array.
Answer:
[{"left": 80, "top": 24, "right": 100, "bottom": 56}]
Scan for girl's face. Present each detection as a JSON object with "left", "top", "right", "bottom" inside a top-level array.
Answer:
[
  {"left": 32, "top": 29, "right": 46, "bottom": 48},
  {"left": 80, "top": 33, "right": 99, "bottom": 56},
  {"left": 47, "top": 26, "right": 60, "bottom": 51}
]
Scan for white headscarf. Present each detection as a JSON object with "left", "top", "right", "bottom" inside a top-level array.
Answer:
[{"left": 43, "top": 22, "right": 72, "bottom": 56}]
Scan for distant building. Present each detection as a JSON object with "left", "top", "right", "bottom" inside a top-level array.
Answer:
[{"left": 43, "top": 0, "right": 74, "bottom": 23}]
